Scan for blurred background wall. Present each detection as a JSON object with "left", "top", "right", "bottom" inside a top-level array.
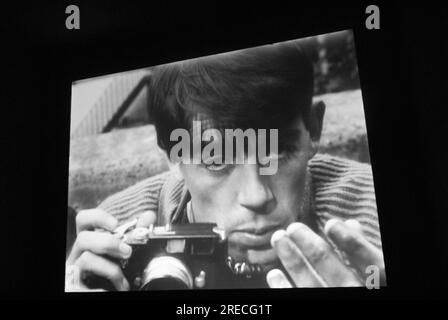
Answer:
[{"left": 68, "top": 30, "right": 369, "bottom": 211}]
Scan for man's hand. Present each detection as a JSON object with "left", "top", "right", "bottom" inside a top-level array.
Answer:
[
  {"left": 65, "top": 209, "right": 156, "bottom": 292},
  {"left": 266, "top": 219, "right": 386, "bottom": 288}
]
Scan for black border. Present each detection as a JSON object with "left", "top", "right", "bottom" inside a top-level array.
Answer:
[{"left": 3, "top": 1, "right": 448, "bottom": 301}]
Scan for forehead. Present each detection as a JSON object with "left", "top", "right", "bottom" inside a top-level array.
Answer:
[{"left": 189, "top": 112, "right": 306, "bottom": 134}]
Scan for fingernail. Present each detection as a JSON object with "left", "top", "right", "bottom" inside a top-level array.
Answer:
[
  {"left": 136, "top": 211, "right": 157, "bottom": 227},
  {"left": 286, "top": 222, "right": 306, "bottom": 236},
  {"left": 323, "top": 218, "right": 341, "bottom": 235},
  {"left": 266, "top": 269, "right": 281, "bottom": 288},
  {"left": 266, "top": 269, "right": 293, "bottom": 288},
  {"left": 119, "top": 242, "right": 132, "bottom": 258},
  {"left": 107, "top": 217, "right": 119, "bottom": 231},
  {"left": 270, "top": 229, "right": 287, "bottom": 247},
  {"left": 121, "top": 277, "right": 130, "bottom": 291},
  {"left": 344, "top": 219, "right": 362, "bottom": 232}
]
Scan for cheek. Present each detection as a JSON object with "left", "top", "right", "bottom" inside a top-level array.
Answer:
[
  {"left": 182, "top": 166, "right": 215, "bottom": 207},
  {"left": 180, "top": 166, "right": 236, "bottom": 225},
  {"left": 273, "top": 153, "right": 309, "bottom": 218}
]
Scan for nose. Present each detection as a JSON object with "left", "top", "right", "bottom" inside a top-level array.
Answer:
[{"left": 237, "top": 164, "right": 275, "bottom": 213}]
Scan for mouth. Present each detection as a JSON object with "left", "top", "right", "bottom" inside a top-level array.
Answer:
[{"left": 229, "top": 225, "right": 283, "bottom": 248}]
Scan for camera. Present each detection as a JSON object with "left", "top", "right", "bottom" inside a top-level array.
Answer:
[{"left": 115, "top": 220, "right": 229, "bottom": 290}]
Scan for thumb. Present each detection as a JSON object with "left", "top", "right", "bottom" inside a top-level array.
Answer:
[{"left": 136, "top": 211, "right": 157, "bottom": 228}]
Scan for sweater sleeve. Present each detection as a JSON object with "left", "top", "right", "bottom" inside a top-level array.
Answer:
[
  {"left": 97, "top": 171, "right": 171, "bottom": 224},
  {"left": 309, "top": 154, "right": 383, "bottom": 250}
]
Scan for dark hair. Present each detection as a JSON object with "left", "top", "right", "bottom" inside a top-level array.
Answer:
[{"left": 148, "top": 39, "right": 314, "bottom": 153}]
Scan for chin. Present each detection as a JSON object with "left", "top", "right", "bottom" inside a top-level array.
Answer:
[{"left": 227, "top": 246, "right": 248, "bottom": 262}]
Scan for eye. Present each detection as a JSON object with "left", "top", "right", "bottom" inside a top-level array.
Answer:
[
  {"left": 278, "top": 151, "right": 296, "bottom": 163},
  {"left": 260, "top": 151, "right": 296, "bottom": 166},
  {"left": 205, "top": 163, "right": 229, "bottom": 172},
  {"left": 202, "top": 154, "right": 230, "bottom": 173}
]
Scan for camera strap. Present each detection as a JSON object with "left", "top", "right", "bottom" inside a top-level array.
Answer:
[
  {"left": 156, "top": 172, "right": 187, "bottom": 225},
  {"left": 170, "top": 188, "right": 191, "bottom": 224}
]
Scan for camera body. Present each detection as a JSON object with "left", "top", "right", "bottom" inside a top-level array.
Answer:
[{"left": 119, "top": 222, "right": 228, "bottom": 290}]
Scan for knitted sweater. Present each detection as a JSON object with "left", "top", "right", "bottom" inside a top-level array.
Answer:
[{"left": 98, "top": 153, "right": 382, "bottom": 250}]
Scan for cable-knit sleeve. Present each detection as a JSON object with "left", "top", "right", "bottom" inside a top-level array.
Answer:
[
  {"left": 310, "top": 154, "right": 382, "bottom": 250},
  {"left": 97, "top": 171, "right": 171, "bottom": 224}
]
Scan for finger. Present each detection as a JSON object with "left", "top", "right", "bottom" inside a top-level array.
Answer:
[
  {"left": 65, "top": 267, "right": 107, "bottom": 293},
  {"left": 324, "top": 219, "right": 385, "bottom": 281},
  {"left": 65, "top": 264, "right": 88, "bottom": 292},
  {"left": 271, "top": 230, "right": 326, "bottom": 288},
  {"left": 344, "top": 219, "right": 363, "bottom": 234},
  {"left": 67, "top": 230, "right": 132, "bottom": 263},
  {"left": 266, "top": 269, "right": 293, "bottom": 288},
  {"left": 66, "top": 286, "right": 107, "bottom": 293},
  {"left": 74, "top": 251, "right": 130, "bottom": 291},
  {"left": 76, "top": 209, "right": 118, "bottom": 234},
  {"left": 136, "top": 211, "right": 157, "bottom": 228},
  {"left": 286, "top": 223, "right": 362, "bottom": 287}
]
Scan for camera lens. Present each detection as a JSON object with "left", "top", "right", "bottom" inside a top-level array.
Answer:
[{"left": 141, "top": 256, "right": 193, "bottom": 290}]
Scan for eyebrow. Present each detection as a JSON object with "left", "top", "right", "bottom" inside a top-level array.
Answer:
[
  {"left": 273, "top": 128, "right": 299, "bottom": 154},
  {"left": 279, "top": 128, "right": 301, "bottom": 141},
  {"left": 191, "top": 126, "right": 303, "bottom": 157}
]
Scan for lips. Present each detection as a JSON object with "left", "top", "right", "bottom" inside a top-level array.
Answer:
[{"left": 229, "top": 225, "right": 282, "bottom": 248}]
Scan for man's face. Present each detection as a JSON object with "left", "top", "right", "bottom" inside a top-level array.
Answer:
[{"left": 179, "top": 116, "right": 319, "bottom": 270}]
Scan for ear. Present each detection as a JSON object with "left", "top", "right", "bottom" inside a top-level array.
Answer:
[{"left": 308, "top": 100, "right": 326, "bottom": 156}]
